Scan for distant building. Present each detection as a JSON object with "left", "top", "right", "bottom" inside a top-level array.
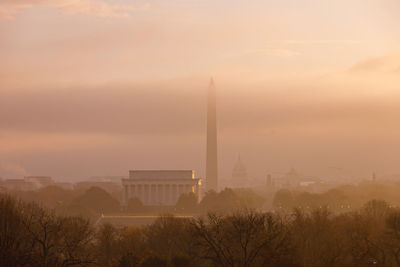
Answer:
[
  {"left": 122, "top": 170, "right": 202, "bottom": 206},
  {"left": 281, "top": 168, "right": 302, "bottom": 187},
  {"left": 2, "top": 179, "right": 36, "bottom": 191},
  {"left": 372, "top": 172, "right": 377, "bottom": 182},
  {"left": 231, "top": 154, "right": 248, "bottom": 188},
  {"left": 266, "top": 174, "right": 275, "bottom": 192},
  {"left": 275, "top": 168, "right": 321, "bottom": 191},
  {"left": 89, "top": 176, "right": 126, "bottom": 184},
  {"left": 24, "top": 176, "right": 54, "bottom": 189},
  {"left": 1, "top": 176, "right": 54, "bottom": 191}
]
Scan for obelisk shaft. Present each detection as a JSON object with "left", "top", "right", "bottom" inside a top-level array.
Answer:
[{"left": 206, "top": 78, "right": 218, "bottom": 192}]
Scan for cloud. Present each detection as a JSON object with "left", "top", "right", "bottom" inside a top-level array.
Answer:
[
  {"left": 0, "top": 2, "right": 32, "bottom": 20},
  {"left": 2, "top": 80, "right": 400, "bottom": 139},
  {"left": 267, "top": 40, "right": 361, "bottom": 45},
  {"left": 1, "top": 74, "right": 400, "bottom": 180},
  {"left": 0, "top": 0, "right": 150, "bottom": 20},
  {"left": 245, "top": 48, "right": 300, "bottom": 58},
  {"left": 0, "top": 85, "right": 206, "bottom": 136},
  {"left": 349, "top": 56, "right": 386, "bottom": 72},
  {"left": 349, "top": 53, "right": 400, "bottom": 74},
  {"left": 0, "top": 131, "right": 126, "bottom": 154}
]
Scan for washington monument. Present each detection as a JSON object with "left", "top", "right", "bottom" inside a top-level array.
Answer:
[{"left": 206, "top": 78, "right": 218, "bottom": 191}]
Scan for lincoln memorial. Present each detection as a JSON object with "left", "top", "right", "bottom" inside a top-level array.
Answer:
[{"left": 122, "top": 170, "right": 202, "bottom": 206}]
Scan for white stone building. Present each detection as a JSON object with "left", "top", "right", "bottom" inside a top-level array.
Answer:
[
  {"left": 231, "top": 154, "right": 248, "bottom": 188},
  {"left": 122, "top": 170, "right": 202, "bottom": 206}
]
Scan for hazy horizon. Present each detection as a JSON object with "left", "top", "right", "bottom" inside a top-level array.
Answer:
[{"left": 1, "top": 0, "right": 400, "bottom": 182}]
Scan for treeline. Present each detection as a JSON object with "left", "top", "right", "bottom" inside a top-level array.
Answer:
[
  {"left": 8, "top": 186, "right": 265, "bottom": 219},
  {"left": 128, "top": 188, "right": 265, "bottom": 214},
  {"left": 273, "top": 182, "right": 400, "bottom": 212},
  {"left": 9, "top": 186, "right": 121, "bottom": 220},
  {"left": 0, "top": 194, "right": 95, "bottom": 266},
  {"left": 9, "top": 181, "right": 400, "bottom": 219},
  {"left": 2, "top": 194, "right": 400, "bottom": 266}
]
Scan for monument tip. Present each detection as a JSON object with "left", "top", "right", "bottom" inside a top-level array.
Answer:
[{"left": 210, "top": 77, "right": 214, "bottom": 86}]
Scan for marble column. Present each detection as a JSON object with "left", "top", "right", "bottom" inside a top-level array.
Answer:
[
  {"left": 138, "top": 185, "right": 142, "bottom": 203},
  {"left": 172, "top": 184, "right": 177, "bottom": 203},
  {"left": 178, "top": 184, "right": 183, "bottom": 198},
  {"left": 122, "top": 185, "right": 127, "bottom": 206},
  {"left": 144, "top": 184, "right": 149, "bottom": 205},
  {"left": 155, "top": 184, "right": 159, "bottom": 205},
  {"left": 166, "top": 185, "right": 170, "bottom": 205}
]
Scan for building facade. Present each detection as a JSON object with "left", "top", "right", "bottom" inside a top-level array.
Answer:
[
  {"left": 1, "top": 176, "right": 54, "bottom": 191},
  {"left": 122, "top": 170, "right": 201, "bottom": 206}
]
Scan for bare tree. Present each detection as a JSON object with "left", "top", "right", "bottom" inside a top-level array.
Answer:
[
  {"left": 57, "top": 216, "right": 96, "bottom": 266},
  {"left": 21, "top": 203, "right": 64, "bottom": 266},
  {"left": 191, "top": 210, "right": 293, "bottom": 267},
  {"left": 95, "top": 223, "right": 121, "bottom": 267},
  {"left": 2, "top": 197, "right": 97, "bottom": 267},
  {"left": 0, "top": 195, "right": 33, "bottom": 267},
  {"left": 385, "top": 211, "right": 400, "bottom": 266}
]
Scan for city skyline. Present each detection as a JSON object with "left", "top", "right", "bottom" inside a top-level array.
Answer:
[
  {"left": 1, "top": 0, "right": 400, "bottom": 182},
  {"left": 2, "top": 2, "right": 400, "bottom": 265}
]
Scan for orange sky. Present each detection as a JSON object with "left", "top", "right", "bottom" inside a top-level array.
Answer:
[{"left": 1, "top": 0, "right": 400, "bottom": 181}]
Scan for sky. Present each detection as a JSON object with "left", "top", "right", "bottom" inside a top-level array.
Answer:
[{"left": 1, "top": 0, "right": 400, "bottom": 182}]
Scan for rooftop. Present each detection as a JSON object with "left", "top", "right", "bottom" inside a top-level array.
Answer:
[{"left": 129, "top": 170, "right": 195, "bottom": 180}]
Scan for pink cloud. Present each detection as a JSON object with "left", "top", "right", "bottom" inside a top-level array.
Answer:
[
  {"left": 0, "top": 0, "right": 149, "bottom": 20},
  {"left": 349, "top": 53, "right": 400, "bottom": 74}
]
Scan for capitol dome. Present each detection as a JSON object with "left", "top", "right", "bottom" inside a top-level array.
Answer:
[{"left": 231, "top": 153, "right": 248, "bottom": 188}]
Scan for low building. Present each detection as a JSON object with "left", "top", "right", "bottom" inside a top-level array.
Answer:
[
  {"left": 24, "top": 176, "right": 54, "bottom": 189},
  {"left": 122, "top": 170, "right": 202, "bottom": 206},
  {"left": 89, "top": 176, "right": 126, "bottom": 184},
  {"left": 2, "top": 179, "right": 36, "bottom": 191}
]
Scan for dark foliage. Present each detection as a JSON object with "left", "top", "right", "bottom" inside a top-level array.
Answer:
[
  {"left": 72, "top": 186, "right": 120, "bottom": 214},
  {"left": 4, "top": 193, "right": 400, "bottom": 266}
]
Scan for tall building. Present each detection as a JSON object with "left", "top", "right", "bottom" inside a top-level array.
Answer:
[
  {"left": 266, "top": 174, "right": 275, "bottom": 192},
  {"left": 206, "top": 78, "right": 218, "bottom": 192}
]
